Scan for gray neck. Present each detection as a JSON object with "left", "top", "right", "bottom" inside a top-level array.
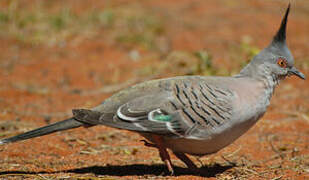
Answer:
[{"left": 235, "top": 63, "right": 280, "bottom": 101}]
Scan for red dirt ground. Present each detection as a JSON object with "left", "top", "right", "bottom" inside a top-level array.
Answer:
[{"left": 0, "top": 0, "right": 308, "bottom": 179}]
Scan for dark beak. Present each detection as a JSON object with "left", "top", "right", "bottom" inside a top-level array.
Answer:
[{"left": 289, "top": 67, "right": 306, "bottom": 80}]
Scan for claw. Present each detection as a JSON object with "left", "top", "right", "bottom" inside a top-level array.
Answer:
[{"left": 140, "top": 140, "right": 157, "bottom": 148}]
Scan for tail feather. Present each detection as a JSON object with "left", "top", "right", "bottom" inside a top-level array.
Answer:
[{"left": 0, "top": 118, "right": 83, "bottom": 144}]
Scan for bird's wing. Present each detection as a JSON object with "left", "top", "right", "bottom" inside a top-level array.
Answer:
[{"left": 73, "top": 78, "right": 235, "bottom": 139}]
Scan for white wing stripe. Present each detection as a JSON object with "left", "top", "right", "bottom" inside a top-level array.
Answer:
[
  {"left": 117, "top": 104, "right": 143, "bottom": 121},
  {"left": 148, "top": 109, "right": 163, "bottom": 122}
]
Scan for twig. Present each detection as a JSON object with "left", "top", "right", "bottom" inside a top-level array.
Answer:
[
  {"left": 0, "top": 174, "right": 38, "bottom": 178},
  {"left": 220, "top": 146, "right": 242, "bottom": 166},
  {"left": 225, "top": 146, "right": 242, "bottom": 158},
  {"left": 221, "top": 155, "right": 237, "bottom": 166},
  {"left": 267, "top": 135, "right": 285, "bottom": 160},
  {"left": 257, "top": 150, "right": 293, "bottom": 165},
  {"left": 194, "top": 156, "right": 204, "bottom": 167},
  {"left": 282, "top": 111, "right": 309, "bottom": 122},
  {"left": 242, "top": 167, "right": 266, "bottom": 178},
  {"left": 271, "top": 175, "right": 283, "bottom": 180}
]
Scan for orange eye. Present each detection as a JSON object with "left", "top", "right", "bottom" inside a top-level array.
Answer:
[{"left": 277, "top": 58, "right": 287, "bottom": 68}]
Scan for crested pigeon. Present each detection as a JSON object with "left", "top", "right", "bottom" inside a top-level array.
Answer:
[{"left": 0, "top": 5, "right": 305, "bottom": 174}]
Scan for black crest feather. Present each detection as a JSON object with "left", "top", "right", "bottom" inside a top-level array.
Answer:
[{"left": 273, "top": 4, "right": 290, "bottom": 43}]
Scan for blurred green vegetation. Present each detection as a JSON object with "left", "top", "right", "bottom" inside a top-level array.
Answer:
[
  {"left": 0, "top": 1, "right": 164, "bottom": 50},
  {"left": 0, "top": 1, "right": 263, "bottom": 77},
  {"left": 226, "top": 36, "right": 261, "bottom": 75},
  {"left": 194, "top": 50, "right": 216, "bottom": 76},
  {"left": 115, "top": 13, "right": 164, "bottom": 50}
]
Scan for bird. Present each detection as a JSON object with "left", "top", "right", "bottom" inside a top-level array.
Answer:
[{"left": 0, "top": 4, "right": 305, "bottom": 174}]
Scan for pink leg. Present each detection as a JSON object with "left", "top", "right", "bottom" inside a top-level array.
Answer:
[
  {"left": 149, "top": 136, "right": 174, "bottom": 174},
  {"left": 174, "top": 152, "right": 198, "bottom": 169}
]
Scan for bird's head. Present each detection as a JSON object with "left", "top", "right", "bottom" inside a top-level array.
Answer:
[{"left": 240, "top": 4, "right": 305, "bottom": 82}]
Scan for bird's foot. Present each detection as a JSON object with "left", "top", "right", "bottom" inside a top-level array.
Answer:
[
  {"left": 151, "top": 136, "right": 175, "bottom": 175},
  {"left": 140, "top": 139, "right": 157, "bottom": 148},
  {"left": 141, "top": 138, "right": 175, "bottom": 175},
  {"left": 173, "top": 152, "right": 199, "bottom": 173}
]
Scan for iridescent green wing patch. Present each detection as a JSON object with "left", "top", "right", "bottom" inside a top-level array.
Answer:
[{"left": 153, "top": 115, "right": 172, "bottom": 122}]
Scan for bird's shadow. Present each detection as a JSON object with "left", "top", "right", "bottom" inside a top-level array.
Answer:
[{"left": 0, "top": 163, "right": 234, "bottom": 177}]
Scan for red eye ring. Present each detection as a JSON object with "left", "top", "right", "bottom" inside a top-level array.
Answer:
[{"left": 277, "top": 58, "right": 287, "bottom": 68}]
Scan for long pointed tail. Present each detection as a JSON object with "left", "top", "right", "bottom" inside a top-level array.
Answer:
[{"left": 0, "top": 118, "right": 83, "bottom": 145}]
